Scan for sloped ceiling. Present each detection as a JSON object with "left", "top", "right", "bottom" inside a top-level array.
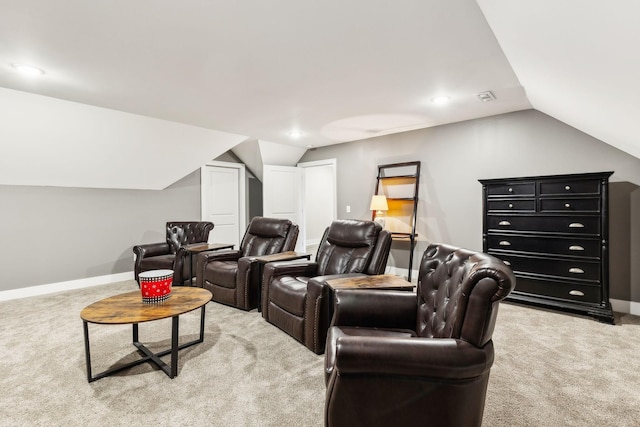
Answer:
[
  {"left": 477, "top": 0, "right": 640, "bottom": 160},
  {"left": 0, "top": 0, "right": 637, "bottom": 189}
]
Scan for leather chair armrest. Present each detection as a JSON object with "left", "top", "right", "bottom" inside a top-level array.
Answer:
[
  {"left": 133, "top": 242, "right": 172, "bottom": 282},
  {"left": 195, "top": 250, "right": 242, "bottom": 287},
  {"left": 263, "top": 260, "right": 319, "bottom": 284},
  {"left": 133, "top": 242, "right": 171, "bottom": 259},
  {"left": 262, "top": 260, "right": 319, "bottom": 315},
  {"left": 303, "top": 274, "right": 367, "bottom": 354},
  {"left": 198, "top": 249, "right": 242, "bottom": 265},
  {"left": 332, "top": 289, "right": 417, "bottom": 330},
  {"left": 334, "top": 336, "right": 494, "bottom": 380}
]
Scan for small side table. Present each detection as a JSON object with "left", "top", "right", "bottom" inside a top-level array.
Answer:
[
  {"left": 255, "top": 251, "right": 312, "bottom": 312},
  {"left": 183, "top": 243, "right": 234, "bottom": 286}
]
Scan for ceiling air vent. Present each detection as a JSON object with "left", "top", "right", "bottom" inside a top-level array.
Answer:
[{"left": 476, "top": 91, "right": 496, "bottom": 102}]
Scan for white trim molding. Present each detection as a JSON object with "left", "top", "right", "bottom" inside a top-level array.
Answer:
[
  {"left": 0, "top": 271, "right": 135, "bottom": 302},
  {"left": 610, "top": 298, "right": 639, "bottom": 316}
]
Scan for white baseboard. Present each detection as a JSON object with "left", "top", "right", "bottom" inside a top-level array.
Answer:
[
  {"left": 610, "top": 298, "right": 639, "bottom": 316},
  {"left": 0, "top": 271, "right": 135, "bottom": 302}
]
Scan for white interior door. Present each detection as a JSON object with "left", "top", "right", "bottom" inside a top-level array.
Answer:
[
  {"left": 263, "top": 165, "right": 304, "bottom": 252},
  {"left": 201, "top": 161, "right": 246, "bottom": 248},
  {"left": 298, "top": 159, "right": 337, "bottom": 252}
]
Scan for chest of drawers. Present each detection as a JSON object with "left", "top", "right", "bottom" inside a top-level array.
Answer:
[{"left": 479, "top": 172, "right": 614, "bottom": 323}]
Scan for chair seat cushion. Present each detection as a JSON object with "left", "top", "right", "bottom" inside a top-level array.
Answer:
[
  {"left": 205, "top": 261, "right": 238, "bottom": 288},
  {"left": 139, "top": 254, "right": 175, "bottom": 271},
  {"left": 269, "top": 276, "right": 309, "bottom": 317}
]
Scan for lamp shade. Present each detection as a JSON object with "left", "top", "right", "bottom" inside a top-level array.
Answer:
[{"left": 370, "top": 195, "right": 389, "bottom": 211}]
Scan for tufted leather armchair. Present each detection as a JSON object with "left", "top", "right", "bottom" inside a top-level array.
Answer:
[
  {"left": 196, "top": 217, "right": 299, "bottom": 310},
  {"left": 133, "top": 221, "right": 214, "bottom": 286},
  {"left": 261, "top": 219, "right": 392, "bottom": 354},
  {"left": 324, "top": 243, "right": 515, "bottom": 427}
]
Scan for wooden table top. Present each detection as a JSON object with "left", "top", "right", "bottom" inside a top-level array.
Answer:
[
  {"left": 254, "top": 251, "right": 311, "bottom": 263},
  {"left": 326, "top": 274, "right": 414, "bottom": 290},
  {"left": 80, "top": 287, "right": 212, "bottom": 325},
  {"left": 183, "top": 243, "right": 234, "bottom": 253}
]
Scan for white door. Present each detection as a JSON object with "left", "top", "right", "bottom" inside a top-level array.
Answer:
[
  {"left": 201, "top": 162, "right": 246, "bottom": 248},
  {"left": 263, "top": 165, "right": 304, "bottom": 252},
  {"left": 298, "top": 159, "right": 337, "bottom": 253}
]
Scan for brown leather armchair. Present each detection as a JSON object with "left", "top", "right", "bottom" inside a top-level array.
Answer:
[
  {"left": 261, "top": 219, "right": 392, "bottom": 354},
  {"left": 196, "top": 217, "right": 299, "bottom": 310},
  {"left": 324, "top": 243, "right": 515, "bottom": 427},
  {"left": 133, "top": 221, "right": 214, "bottom": 286}
]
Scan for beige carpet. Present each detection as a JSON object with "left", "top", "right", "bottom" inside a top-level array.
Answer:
[{"left": 1, "top": 280, "right": 639, "bottom": 426}]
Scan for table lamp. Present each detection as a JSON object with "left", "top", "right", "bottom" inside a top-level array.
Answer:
[{"left": 370, "top": 195, "right": 389, "bottom": 227}]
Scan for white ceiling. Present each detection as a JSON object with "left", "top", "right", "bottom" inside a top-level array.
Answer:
[{"left": 0, "top": 0, "right": 638, "bottom": 188}]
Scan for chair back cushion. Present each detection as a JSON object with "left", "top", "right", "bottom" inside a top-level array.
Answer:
[
  {"left": 415, "top": 243, "right": 515, "bottom": 347},
  {"left": 240, "top": 217, "right": 298, "bottom": 256},
  {"left": 315, "top": 220, "right": 388, "bottom": 276},
  {"left": 166, "top": 221, "right": 214, "bottom": 254}
]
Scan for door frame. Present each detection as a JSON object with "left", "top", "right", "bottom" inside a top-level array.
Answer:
[{"left": 200, "top": 161, "right": 246, "bottom": 245}]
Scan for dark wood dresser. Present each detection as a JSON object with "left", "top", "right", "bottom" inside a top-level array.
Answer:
[{"left": 479, "top": 171, "right": 614, "bottom": 323}]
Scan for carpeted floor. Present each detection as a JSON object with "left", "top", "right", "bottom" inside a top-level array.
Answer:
[{"left": 1, "top": 280, "right": 639, "bottom": 426}]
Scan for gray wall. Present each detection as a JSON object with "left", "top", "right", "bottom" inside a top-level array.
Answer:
[
  {"left": 1, "top": 170, "right": 202, "bottom": 291},
  {"left": 3, "top": 109, "right": 640, "bottom": 304},
  {"left": 300, "top": 110, "right": 640, "bottom": 302}
]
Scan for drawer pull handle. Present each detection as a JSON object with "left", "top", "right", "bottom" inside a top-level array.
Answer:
[
  {"left": 565, "top": 185, "right": 571, "bottom": 191},
  {"left": 503, "top": 260, "right": 511, "bottom": 266},
  {"left": 499, "top": 241, "right": 511, "bottom": 246},
  {"left": 569, "top": 268, "right": 584, "bottom": 274},
  {"left": 569, "top": 223, "right": 584, "bottom": 228},
  {"left": 565, "top": 203, "right": 571, "bottom": 208},
  {"left": 508, "top": 203, "right": 514, "bottom": 208},
  {"left": 498, "top": 220, "right": 511, "bottom": 226},
  {"left": 508, "top": 188, "right": 513, "bottom": 192},
  {"left": 569, "top": 290, "right": 585, "bottom": 297},
  {"left": 569, "top": 245, "right": 585, "bottom": 251}
]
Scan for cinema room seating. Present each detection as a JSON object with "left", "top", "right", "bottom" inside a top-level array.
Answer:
[
  {"left": 261, "top": 219, "right": 392, "bottom": 354},
  {"left": 196, "top": 217, "right": 299, "bottom": 310},
  {"left": 133, "top": 221, "right": 214, "bottom": 286},
  {"left": 323, "top": 242, "right": 516, "bottom": 427}
]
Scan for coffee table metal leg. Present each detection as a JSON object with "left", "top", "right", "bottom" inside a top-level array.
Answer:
[
  {"left": 83, "top": 321, "right": 92, "bottom": 382},
  {"left": 199, "top": 305, "right": 206, "bottom": 341},
  {"left": 170, "top": 315, "right": 179, "bottom": 378}
]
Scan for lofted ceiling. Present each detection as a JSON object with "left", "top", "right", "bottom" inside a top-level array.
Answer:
[{"left": 0, "top": 0, "right": 638, "bottom": 188}]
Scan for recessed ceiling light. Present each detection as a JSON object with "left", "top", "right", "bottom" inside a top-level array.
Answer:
[
  {"left": 11, "top": 63, "right": 45, "bottom": 77},
  {"left": 431, "top": 96, "right": 450, "bottom": 105},
  {"left": 288, "top": 130, "right": 303, "bottom": 138}
]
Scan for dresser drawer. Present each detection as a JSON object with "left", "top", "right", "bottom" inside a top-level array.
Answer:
[
  {"left": 539, "top": 198, "right": 600, "bottom": 212},
  {"left": 513, "top": 276, "right": 601, "bottom": 304},
  {"left": 486, "top": 199, "right": 536, "bottom": 212},
  {"left": 486, "top": 234, "right": 600, "bottom": 258},
  {"left": 486, "top": 182, "right": 535, "bottom": 197},
  {"left": 490, "top": 252, "right": 600, "bottom": 282},
  {"left": 487, "top": 215, "right": 600, "bottom": 235},
  {"left": 539, "top": 179, "right": 600, "bottom": 196}
]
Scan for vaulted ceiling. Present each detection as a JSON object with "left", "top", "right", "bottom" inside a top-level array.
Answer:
[{"left": 0, "top": 0, "right": 637, "bottom": 189}]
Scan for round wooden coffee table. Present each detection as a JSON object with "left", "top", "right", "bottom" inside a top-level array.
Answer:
[{"left": 81, "top": 287, "right": 212, "bottom": 382}]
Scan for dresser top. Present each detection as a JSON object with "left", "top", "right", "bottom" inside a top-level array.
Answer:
[{"left": 479, "top": 171, "right": 613, "bottom": 185}]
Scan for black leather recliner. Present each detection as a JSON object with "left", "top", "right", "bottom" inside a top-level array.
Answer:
[
  {"left": 324, "top": 243, "right": 516, "bottom": 427},
  {"left": 196, "top": 217, "right": 299, "bottom": 310},
  {"left": 261, "top": 219, "right": 392, "bottom": 354},
  {"left": 133, "top": 221, "right": 214, "bottom": 286}
]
